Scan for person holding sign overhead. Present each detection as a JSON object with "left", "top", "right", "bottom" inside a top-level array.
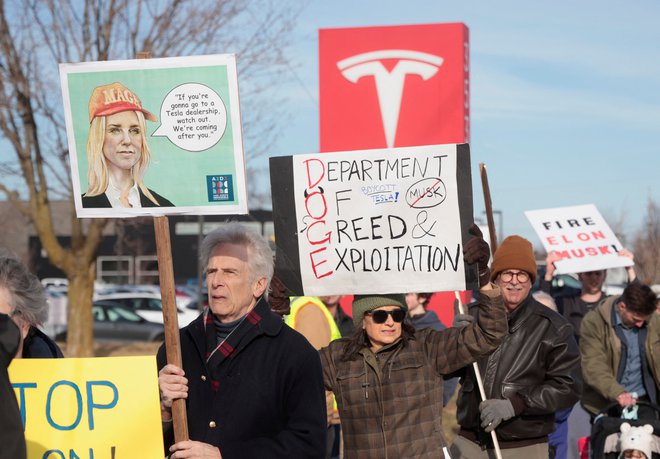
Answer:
[
  {"left": 82, "top": 82, "right": 174, "bottom": 208},
  {"left": 157, "top": 223, "right": 326, "bottom": 459},
  {"left": 319, "top": 224, "right": 508, "bottom": 459}
]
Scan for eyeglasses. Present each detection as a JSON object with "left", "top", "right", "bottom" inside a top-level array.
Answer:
[
  {"left": 499, "top": 271, "right": 530, "bottom": 283},
  {"left": 367, "top": 309, "right": 406, "bottom": 324}
]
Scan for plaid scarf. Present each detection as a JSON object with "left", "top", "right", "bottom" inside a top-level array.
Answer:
[{"left": 202, "top": 304, "right": 264, "bottom": 391}]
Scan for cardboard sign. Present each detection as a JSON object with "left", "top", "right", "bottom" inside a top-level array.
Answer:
[
  {"left": 60, "top": 54, "right": 248, "bottom": 218},
  {"left": 525, "top": 204, "right": 634, "bottom": 274},
  {"left": 319, "top": 23, "right": 469, "bottom": 152},
  {"left": 270, "top": 144, "right": 477, "bottom": 296},
  {"left": 9, "top": 356, "right": 163, "bottom": 459}
]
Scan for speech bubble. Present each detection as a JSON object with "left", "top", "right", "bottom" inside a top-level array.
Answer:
[{"left": 152, "top": 83, "right": 227, "bottom": 152}]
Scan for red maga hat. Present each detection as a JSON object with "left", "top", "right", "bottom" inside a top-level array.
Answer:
[{"left": 88, "top": 82, "right": 157, "bottom": 123}]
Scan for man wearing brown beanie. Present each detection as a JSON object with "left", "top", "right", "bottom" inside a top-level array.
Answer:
[{"left": 450, "top": 235, "right": 581, "bottom": 459}]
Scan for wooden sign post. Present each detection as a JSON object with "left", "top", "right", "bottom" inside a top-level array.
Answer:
[
  {"left": 137, "top": 51, "right": 188, "bottom": 443},
  {"left": 479, "top": 163, "right": 498, "bottom": 254},
  {"left": 154, "top": 216, "right": 189, "bottom": 442}
]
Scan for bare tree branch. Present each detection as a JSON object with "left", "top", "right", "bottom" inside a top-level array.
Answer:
[{"left": 0, "top": 0, "right": 303, "bottom": 356}]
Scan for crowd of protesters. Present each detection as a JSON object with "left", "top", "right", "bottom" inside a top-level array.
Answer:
[{"left": 2, "top": 222, "right": 660, "bottom": 459}]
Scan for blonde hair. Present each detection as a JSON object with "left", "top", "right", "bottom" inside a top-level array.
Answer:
[{"left": 85, "top": 110, "right": 159, "bottom": 205}]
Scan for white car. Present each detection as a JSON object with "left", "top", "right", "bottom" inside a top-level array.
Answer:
[{"left": 93, "top": 292, "right": 200, "bottom": 327}]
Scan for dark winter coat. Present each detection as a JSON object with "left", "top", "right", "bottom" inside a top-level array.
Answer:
[
  {"left": 157, "top": 298, "right": 327, "bottom": 459},
  {"left": 23, "top": 327, "right": 63, "bottom": 358},
  {"left": 456, "top": 295, "right": 581, "bottom": 448},
  {"left": 0, "top": 313, "right": 26, "bottom": 459}
]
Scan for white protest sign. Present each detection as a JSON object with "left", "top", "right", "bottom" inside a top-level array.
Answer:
[
  {"left": 525, "top": 204, "right": 634, "bottom": 274},
  {"left": 270, "top": 144, "right": 477, "bottom": 296}
]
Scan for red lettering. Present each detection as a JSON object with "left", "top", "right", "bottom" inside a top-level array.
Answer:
[
  {"left": 303, "top": 159, "right": 325, "bottom": 189},
  {"left": 306, "top": 220, "right": 331, "bottom": 245},
  {"left": 547, "top": 236, "right": 558, "bottom": 246},
  {"left": 598, "top": 245, "right": 612, "bottom": 254},
  {"left": 577, "top": 233, "right": 590, "bottom": 242},
  {"left": 304, "top": 191, "right": 328, "bottom": 220},
  {"left": 561, "top": 235, "right": 573, "bottom": 243},
  {"left": 309, "top": 247, "right": 333, "bottom": 279},
  {"left": 555, "top": 250, "right": 570, "bottom": 259},
  {"left": 570, "top": 249, "right": 585, "bottom": 258},
  {"left": 591, "top": 230, "right": 605, "bottom": 240},
  {"left": 586, "top": 247, "right": 598, "bottom": 256}
]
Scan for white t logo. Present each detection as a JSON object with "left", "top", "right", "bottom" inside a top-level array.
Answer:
[{"left": 337, "top": 50, "right": 443, "bottom": 148}]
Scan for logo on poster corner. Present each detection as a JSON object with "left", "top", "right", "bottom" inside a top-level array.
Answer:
[
  {"left": 337, "top": 50, "right": 443, "bottom": 148},
  {"left": 206, "top": 175, "right": 234, "bottom": 202}
]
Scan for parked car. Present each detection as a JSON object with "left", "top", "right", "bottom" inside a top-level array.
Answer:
[
  {"left": 56, "top": 301, "right": 165, "bottom": 342},
  {"left": 93, "top": 292, "right": 200, "bottom": 326}
]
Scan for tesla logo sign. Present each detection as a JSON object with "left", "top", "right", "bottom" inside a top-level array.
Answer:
[
  {"left": 320, "top": 23, "right": 469, "bottom": 152},
  {"left": 338, "top": 50, "right": 444, "bottom": 148}
]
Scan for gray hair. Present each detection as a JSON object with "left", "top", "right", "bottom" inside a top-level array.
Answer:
[
  {"left": 199, "top": 223, "right": 274, "bottom": 294},
  {"left": 0, "top": 257, "right": 49, "bottom": 325}
]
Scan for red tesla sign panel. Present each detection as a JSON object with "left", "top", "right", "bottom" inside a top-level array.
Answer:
[{"left": 319, "top": 22, "right": 469, "bottom": 152}]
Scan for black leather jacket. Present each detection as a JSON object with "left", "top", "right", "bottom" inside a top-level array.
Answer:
[{"left": 456, "top": 295, "right": 581, "bottom": 445}]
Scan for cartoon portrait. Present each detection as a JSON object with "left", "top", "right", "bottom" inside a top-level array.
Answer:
[{"left": 82, "top": 82, "right": 174, "bottom": 209}]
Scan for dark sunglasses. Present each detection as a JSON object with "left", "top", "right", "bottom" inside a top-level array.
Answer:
[{"left": 367, "top": 309, "right": 406, "bottom": 324}]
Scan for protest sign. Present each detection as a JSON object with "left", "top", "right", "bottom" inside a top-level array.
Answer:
[
  {"left": 59, "top": 54, "right": 247, "bottom": 218},
  {"left": 525, "top": 204, "right": 634, "bottom": 274},
  {"left": 270, "top": 143, "right": 477, "bottom": 296},
  {"left": 9, "top": 356, "right": 163, "bottom": 459}
]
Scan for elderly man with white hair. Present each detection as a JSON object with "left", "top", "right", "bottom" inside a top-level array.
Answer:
[{"left": 158, "top": 223, "right": 327, "bottom": 459}]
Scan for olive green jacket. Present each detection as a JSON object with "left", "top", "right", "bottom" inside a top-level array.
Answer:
[{"left": 580, "top": 295, "right": 660, "bottom": 415}]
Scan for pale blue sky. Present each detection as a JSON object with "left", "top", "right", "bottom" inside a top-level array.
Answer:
[{"left": 258, "top": 0, "right": 660, "bottom": 250}]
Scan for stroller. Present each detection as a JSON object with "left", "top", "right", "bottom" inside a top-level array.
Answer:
[{"left": 581, "top": 401, "right": 660, "bottom": 458}]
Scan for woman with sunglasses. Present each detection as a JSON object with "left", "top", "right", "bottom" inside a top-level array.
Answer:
[{"left": 319, "top": 225, "right": 508, "bottom": 459}]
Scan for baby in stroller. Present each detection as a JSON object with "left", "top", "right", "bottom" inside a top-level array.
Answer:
[
  {"left": 618, "top": 423, "right": 656, "bottom": 458},
  {"left": 585, "top": 402, "right": 660, "bottom": 458},
  {"left": 594, "top": 421, "right": 660, "bottom": 458}
]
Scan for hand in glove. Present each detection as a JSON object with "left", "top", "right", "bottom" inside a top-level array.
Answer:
[
  {"left": 463, "top": 224, "right": 491, "bottom": 287},
  {"left": 268, "top": 275, "right": 291, "bottom": 316},
  {"left": 452, "top": 298, "right": 474, "bottom": 329},
  {"left": 479, "top": 398, "right": 515, "bottom": 432}
]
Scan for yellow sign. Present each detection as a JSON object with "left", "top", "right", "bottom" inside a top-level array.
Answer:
[{"left": 9, "top": 356, "right": 164, "bottom": 459}]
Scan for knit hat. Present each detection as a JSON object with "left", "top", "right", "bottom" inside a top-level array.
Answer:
[
  {"left": 352, "top": 294, "right": 407, "bottom": 327},
  {"left": 619, "top": 422, "right": 654, "bottom": 459},
  {"left": 88, "top": 82, "right": 157, "bottom": 123},
  {"left": 490, "top": 235, "right": 537, "bottom": 283}
]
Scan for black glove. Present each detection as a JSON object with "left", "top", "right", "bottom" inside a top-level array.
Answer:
[
  {"left": 479, "top": 398, "right": 515, "bottom": 432},
  {"left": 463, "top": 224, "right": 491, "bottom": 287},
  {"left": 268, "top": 275, "right": 290, "bottom": 316},
  {"left": 452, "top": 299, "right": 474, "bottom": 328}
]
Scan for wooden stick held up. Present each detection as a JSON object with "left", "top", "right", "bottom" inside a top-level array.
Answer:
[
  {"left": 137, "top": 50, "right": 189, "bottom": 443},
  {"left": 479, "top": 163, "right": 498, "bottom": 254}
]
